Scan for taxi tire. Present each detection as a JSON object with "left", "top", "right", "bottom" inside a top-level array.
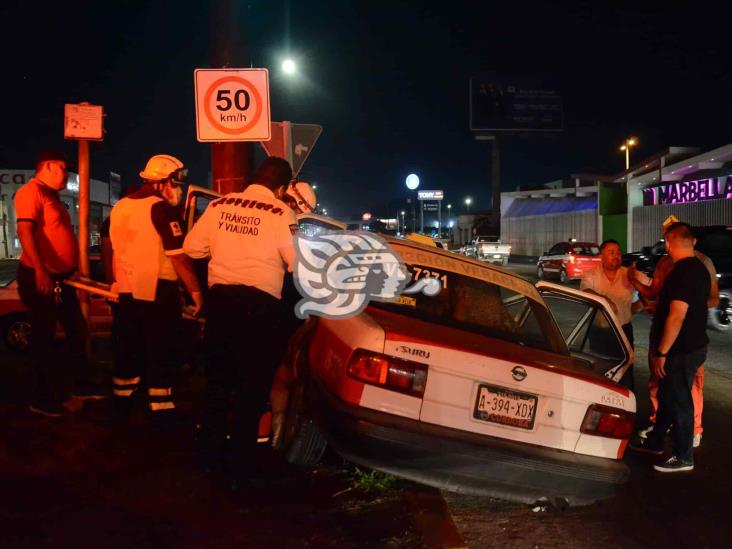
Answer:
[
  {"left": 282, "top": 379, "right": 327, "bottom": 467},
  {"left": 537, "top": 265, "right": 545, "bottom": 280},
  {"left": 559, "top": 268, "right": 568, "bottom": 284},
  {"left": 2, "top": 314, "right": 32, "bottom": 352}
]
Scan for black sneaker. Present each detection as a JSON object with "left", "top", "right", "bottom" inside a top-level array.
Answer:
[
  {"left": 653, "top": 456, "right": 694, "bottom": 473},
  {"left": 628, "top": 437, "right": 664, "bottom": 455},
  {"left": 73, "top": 383, "right": 107, "bottom": 400},
  {"left": 29, "top": 400, "right": 66, "bottom": 418}
]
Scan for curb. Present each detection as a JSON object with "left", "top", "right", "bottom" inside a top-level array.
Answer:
[{"left": 410, "top": 488, "right": 468, "bottom": 549}]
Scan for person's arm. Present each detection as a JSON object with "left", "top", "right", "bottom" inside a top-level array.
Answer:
[
  {"left": 651, "top": 300, "right": 688, "bottom": 379},
  {"left": 182, "top": 204, "right": 214, "bottom": 259},
  {"left": 277, "top": 211, "right": 299, "bottom": 273},
  {"left": 169, "top": 254, "right": 203, "bottom": 315},
  {"left": 17, "top": 222, "right": 53, "bottom": 294},
  {"left": 151, "top": 202, "right": 203, "bottom": 315},
  {"left": 709, "top": 277, "right": 720, "bottom": 309}
]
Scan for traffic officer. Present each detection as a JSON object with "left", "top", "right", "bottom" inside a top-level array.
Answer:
[
  {"left": 183, "top": 156, "right": 297, "bottom": 488},
  {"left": 109, "top": 154, "right": 203, "bottom": 429}
]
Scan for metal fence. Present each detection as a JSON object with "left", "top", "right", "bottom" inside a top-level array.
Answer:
[
  {"left": 501, "top": 210, "right": 598, "bottom": 256},
  {"left": 631, "top": 199, "right": 732, "bottom": 250}
]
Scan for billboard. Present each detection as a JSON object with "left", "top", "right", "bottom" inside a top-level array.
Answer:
[
  {"left": 417, "top": 190, "right": 444, "bottom": 200},
  {"left": 470, "top": 75, "right": 563, "bottom": 132}
]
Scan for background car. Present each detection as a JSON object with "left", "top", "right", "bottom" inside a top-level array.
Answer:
[
  {"left": 622, "top": 226, "right": 731, "bottom": 332},
  {"left": 279, "top": 237, "right": 635, "bottom": 507},
  {"left": 0, "top": 258, "right": 112, "bottom": 352},
  {"left": 537, "top": 241, "right": 600, "bottom": 282}
]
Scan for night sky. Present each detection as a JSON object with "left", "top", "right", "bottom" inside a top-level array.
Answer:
[{"left": 2, "top": 1, "right": 730, "bottom": 219}]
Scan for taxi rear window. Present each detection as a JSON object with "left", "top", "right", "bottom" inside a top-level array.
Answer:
[
  {"left": 571, "top": 245, "right": 599, "bottom": 256},
  {"left": 372, "top": 265, "right": 564, "bottom": 354}
]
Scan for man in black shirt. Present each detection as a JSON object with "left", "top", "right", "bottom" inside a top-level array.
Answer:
[{"left": 632, "top": 223, "right": 709, "bottom": 472}]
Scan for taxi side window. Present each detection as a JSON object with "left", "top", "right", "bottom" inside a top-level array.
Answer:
[{"left": 548, "top": 244, "right": 565, "bottom": 255}]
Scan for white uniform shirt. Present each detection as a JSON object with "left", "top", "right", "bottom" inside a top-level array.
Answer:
[
  {"left": 581, "top": 265, "right": 634, "bottom": 325},
  {"left": 183, "top": 184, "right": 297, "bottom": 299}
]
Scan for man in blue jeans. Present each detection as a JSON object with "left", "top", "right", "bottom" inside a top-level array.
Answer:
[{"left": 630, "top": 222, "right": 709, "bottom": 472}]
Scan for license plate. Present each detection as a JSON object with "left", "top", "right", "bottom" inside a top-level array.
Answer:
[{"left": 473, "top": 384, "right": 538, "bottom": 429}]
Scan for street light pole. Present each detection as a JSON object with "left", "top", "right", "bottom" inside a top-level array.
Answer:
[
  {"left": 619, "top": 137, "right": 638, "bottom": 171},
  {"left": 465, "top": 197, "right": 472, "bottom": 214}
]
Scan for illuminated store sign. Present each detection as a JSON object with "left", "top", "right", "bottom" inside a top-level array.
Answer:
[{"left": 642, "top": 175, "right": 732, "bottom": 206}]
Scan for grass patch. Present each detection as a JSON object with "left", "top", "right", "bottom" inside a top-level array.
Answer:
[{"left": 351, "top": 467, "right": 399, "bottom": 493}]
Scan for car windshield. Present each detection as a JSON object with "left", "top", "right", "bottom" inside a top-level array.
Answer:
[
  {"left": 571, "top": 245, "right": 599, "bottom": 256},
  {"left": 371, "top": 264, "right": 566, "bottom": 354},
  {"left": 0, "top": 259, "right": 19, "bottom": 288}
]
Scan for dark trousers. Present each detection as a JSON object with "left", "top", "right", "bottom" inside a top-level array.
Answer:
[
  {"left": 16, "top": 264, "right": 90, "bottom": 404},
  {"left": 199, "top": 284, "right": 286, "bottom": 480},
  {"left": 647, "top": 347, "right": 706, "bottom": 463},
  {"left": 113, "top": 280, "right": 181, "bottom": 411}
]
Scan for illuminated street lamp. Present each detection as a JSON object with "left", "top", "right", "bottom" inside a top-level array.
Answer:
[
  {"left": 619, "top": 137, "right": 638, "bottom": 170},
  {"left": 464, "top": 197, "right": 472, "bottom": 214},
  {"left": 400, "top": 210, "right": 406, "bottom": 234},
  {"left": 282, "top": 58, "right": 296, "bottom": 75}
]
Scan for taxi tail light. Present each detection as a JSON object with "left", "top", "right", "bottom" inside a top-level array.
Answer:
[
  {"left": 347, "top": 350, "right": 428, "bottom": 397},
  {"left": 581, "top": 404, "right": 635, "bottom": 439}
]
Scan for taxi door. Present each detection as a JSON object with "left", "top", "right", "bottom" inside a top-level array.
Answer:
[{"left": 535, "top": 281, "right": 634, "bottom": 383}]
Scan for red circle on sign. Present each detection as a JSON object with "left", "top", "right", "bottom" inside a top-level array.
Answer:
[{"left": 203, "top": 76, "right": 264, "bottom": 135}]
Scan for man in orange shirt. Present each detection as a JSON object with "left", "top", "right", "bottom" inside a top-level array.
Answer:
[{"left": 15, "top": 149, "right": 104, "bottom": 417}]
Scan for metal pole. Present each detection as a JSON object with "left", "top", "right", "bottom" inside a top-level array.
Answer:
[
  {"left": 438, "top": 201, "right": 441, "bottom": 236},
  {"left": 77, "top": 138, "right": 92, "bottom": 358},
  {"left": 420, "top": 200, "right": 424, "bottom": 233},
  {"left": 283, "top": 120, "right": 293, "bottom": 169},
  {"left": 491, "top": 135, "right": 501, "bottom": 228},
  {"left": 625, "top": 147, "right": 630, "bottom": 170},
  {"left": 211, "top": 0, "right": 252, "bottom": 194}
]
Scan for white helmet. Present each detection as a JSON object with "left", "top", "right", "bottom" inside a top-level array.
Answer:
[
  {"left": 285, "top": 181, "right": 317, "bottom": 214},
  {"left": 139, "top": 154, "right": 187, "bottom": 183}
]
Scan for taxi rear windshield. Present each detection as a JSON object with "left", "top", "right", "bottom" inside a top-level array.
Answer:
[
  {"left": 571, "top": 245, "right": 599, "bottom": 255},
  {"left": 371, "top": 265, "right": 565, "bottom": 354}
]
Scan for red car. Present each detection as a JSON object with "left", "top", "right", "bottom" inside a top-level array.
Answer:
[
  {"left": 537, "top": 241, "right": 601, "bottom": 283},
  {"left": 0, "top": 258, "right": 113, "bottom": 352}
]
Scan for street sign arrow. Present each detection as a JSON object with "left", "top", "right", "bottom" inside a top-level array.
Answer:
[{"left": 261, "top": 122, "right": 322, "bottom": 178}]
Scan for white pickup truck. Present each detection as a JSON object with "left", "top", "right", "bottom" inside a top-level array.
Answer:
[{"left": 462, "top": 235, "right": 511, "bottom": 266}]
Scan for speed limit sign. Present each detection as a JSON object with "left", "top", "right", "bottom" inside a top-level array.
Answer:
[{"left": 194, "top": 68, "right": 271, "bottom": 142}]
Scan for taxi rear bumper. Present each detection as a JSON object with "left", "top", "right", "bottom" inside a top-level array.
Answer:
[{"left": 308, "top": 380, "right": 629, "bottom": 507}]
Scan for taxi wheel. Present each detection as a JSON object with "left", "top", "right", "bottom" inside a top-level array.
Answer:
[
  {"left": 537, "top": 265, "right": 545, "bottom": 280},
  {"left": 559, "top": 268, "right": 568, "bottom": 284},
  {"left": 282, "top": 379, "right": 327, "bottom": 466},
  {"left": 2, "top": 314, "right": 32, "bottom": 352}
]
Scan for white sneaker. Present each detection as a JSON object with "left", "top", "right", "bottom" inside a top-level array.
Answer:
[
  {"left": 693, "top": 433, "right": 702, "bottom": 448},
  {"left": 638, "top": 425, "right": 655, "bottom": 439}
]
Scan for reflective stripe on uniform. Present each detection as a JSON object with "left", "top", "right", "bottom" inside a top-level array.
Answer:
[
  {"left": 113, "top": 376, "right": 141, "bottom": 386},
  {"left": 150, "top": 401, "right": 175, "bottom": 411},
  {"left": 113, "top": 388, "right": 135, "bottom": 397},
  {"left": 148, "top": 387, "right": 172, "bottom": 397}
]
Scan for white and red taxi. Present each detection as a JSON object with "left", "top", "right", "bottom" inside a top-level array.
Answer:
[{"left": 281, "top": 237, "right": 635, "bottom": 506}]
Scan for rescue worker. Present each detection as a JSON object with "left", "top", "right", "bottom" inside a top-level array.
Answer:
[
  {"left": 109, "top": 154, "right": 203, "bottom": 429},
  {"left": 183, "top": 157, "right": 298, "bottom": 488},
  {"left": 271, "top": 181, "right": 317, "bottom": 447}
]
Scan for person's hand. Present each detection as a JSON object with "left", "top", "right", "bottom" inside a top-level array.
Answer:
[
  {"left": 190, "top": 291, "right": 204, "bottom": 317},
  {"left": 35, "top": 268, "right": 53, "bottom": 295},
  {"left": 609, "top": 300, "right": 619, "bottom": 315},
  {"left": 651, "top": 354, "right": 667, "bottom": 379}
]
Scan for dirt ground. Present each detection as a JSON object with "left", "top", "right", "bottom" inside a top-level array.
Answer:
[{"left": 0, "top": 348, "right": 451, "bottom": 548}]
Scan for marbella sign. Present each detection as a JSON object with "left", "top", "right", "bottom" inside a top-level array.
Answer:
[{"left": 642, "top": 175, "right": 732, "bottom": 206}]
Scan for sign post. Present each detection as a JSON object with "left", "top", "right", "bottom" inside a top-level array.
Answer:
[
  {"left": 64, "top": 102, "right": 104, "bottom": 356},
  {"left": 417, "top": 190, "right": 444, "bottom": 234}
]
